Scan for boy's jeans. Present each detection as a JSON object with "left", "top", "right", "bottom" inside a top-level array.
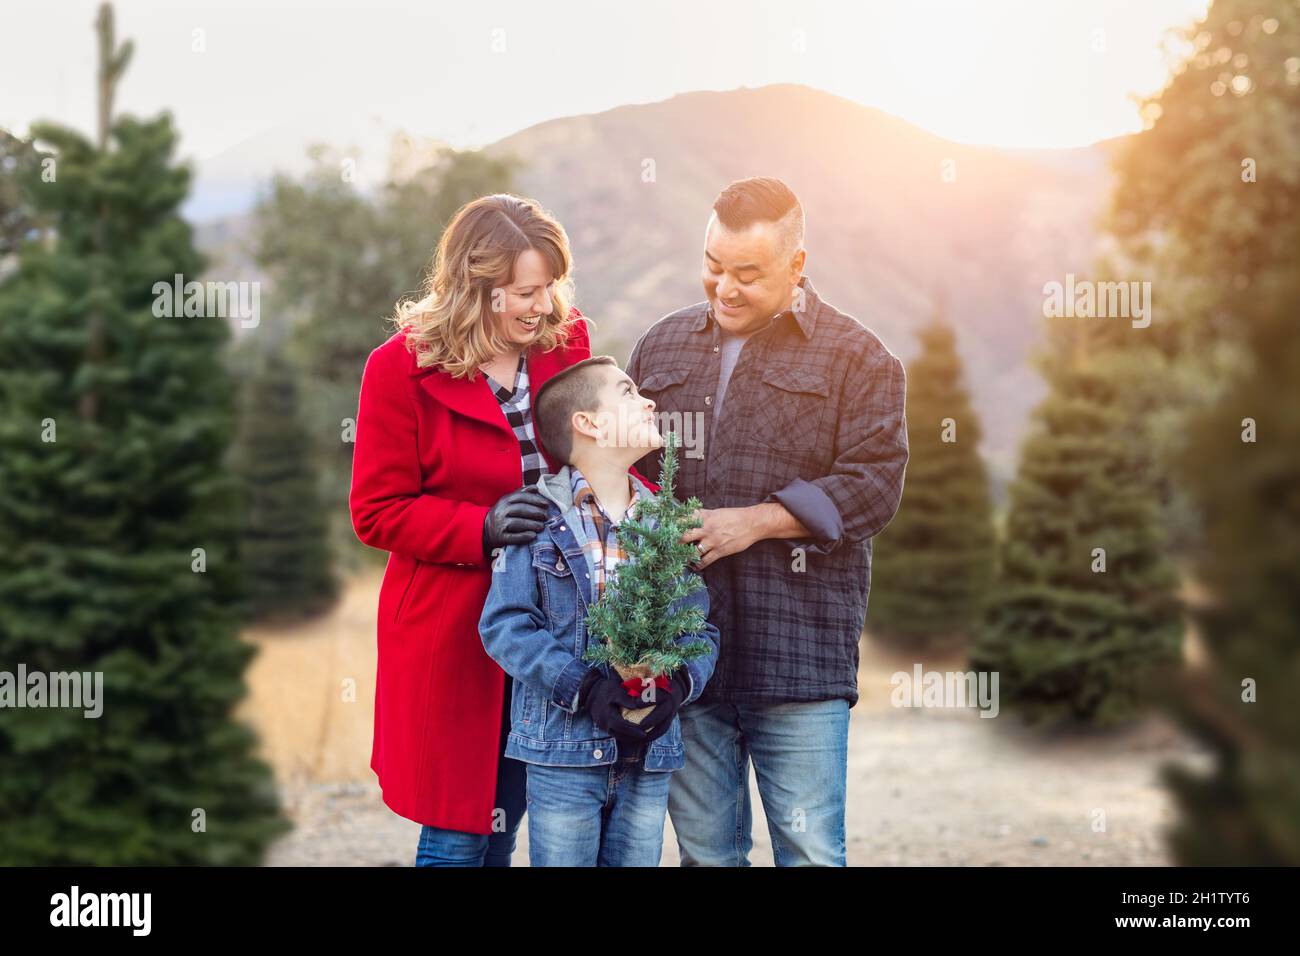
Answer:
[
  {"left": 526, "top": 750, "right": 672, "bottom": 867},
  {"left": 415, "top": 685, "right": 527, "bottom": 867},
  {"left": 667, "top": 698, "right": 849, "bottom": 867}
]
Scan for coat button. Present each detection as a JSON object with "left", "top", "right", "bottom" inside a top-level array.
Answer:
[
  {"left": 704, "top": 395, "right": 712, "bottom": 405},
  {"left": 556, "top": 558, "right": 565, "bottom": 571},
  {"left": 593, "top": 748, "right": 603, "bottom": 759}
]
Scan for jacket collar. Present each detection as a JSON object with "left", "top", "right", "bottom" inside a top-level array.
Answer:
[
  {"left": 411, "top": 361, "right": 511, "bottom": 434},
  {"left": 687, "top": 273, "right": 822, "bottom": 340},
  {"left": 535, "top": 463, "right": 655, "bottom": 518},
  {"left": 406, "top": 333, "right": 580, "bottom": 436}
]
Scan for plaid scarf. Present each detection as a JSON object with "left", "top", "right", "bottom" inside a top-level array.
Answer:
[{"left": 569, "top": 467, "right": 649, "bottom": 602}]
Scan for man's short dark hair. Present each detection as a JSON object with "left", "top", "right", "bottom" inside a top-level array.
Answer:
[
  {"left": 533, "top": 355, "right": 619, "bottom": 465},
  {"left": 712, "top": 176, "right": 805, "bottom": 257}
]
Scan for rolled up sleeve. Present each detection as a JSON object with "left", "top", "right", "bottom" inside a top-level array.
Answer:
[{"left": 768, "top": 477, "right": 844, "bottom": 551}]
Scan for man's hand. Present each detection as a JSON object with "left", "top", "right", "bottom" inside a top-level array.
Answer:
[{"left": 681, "top": 502, "right": 809, "bottom": 569}]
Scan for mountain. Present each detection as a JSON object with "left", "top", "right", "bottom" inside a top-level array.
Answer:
[
  {"left": 484, "top": 84, "right": 1118, "bottom": 487},
  {"left": 192, "top": 84, "right": 1119, "bottom": 489}
]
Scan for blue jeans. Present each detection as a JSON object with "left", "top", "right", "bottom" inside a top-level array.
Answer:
[
  {"left": 415, "top": 684, "right": 527, "bottom": 867},
  {"left": 526, "top": 753, "right": 672, "bottom": 866},
  {"left": 667, "top": 698, "right": 849, "bottom": 866}
]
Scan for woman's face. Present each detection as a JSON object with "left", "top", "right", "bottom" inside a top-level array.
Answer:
[{"left": 490, "top": 248, "right": 556, "bottom": 349}]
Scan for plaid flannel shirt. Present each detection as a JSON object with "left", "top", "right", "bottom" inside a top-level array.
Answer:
[
  {"left": 626, "top": 275, "right": 909, "bottom": 707},
  {"left": 485, "top": 352, "right": 549, "bottom": 489},
  {"left": 569, "top": 467, "right": 650, "bottom": 603}
]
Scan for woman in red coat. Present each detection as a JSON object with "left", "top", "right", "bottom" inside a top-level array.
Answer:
[{"left": 350, "top": 194, "right": 602, "bottom": 865}]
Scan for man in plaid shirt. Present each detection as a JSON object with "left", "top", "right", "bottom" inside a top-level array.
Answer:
[{"left": 626, "top": 177, "right": 909, "bottom": 866}]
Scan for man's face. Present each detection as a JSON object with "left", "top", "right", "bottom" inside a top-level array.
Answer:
[
  {"left": 701, "top": 215, "right": 803, "bottom": 334},
  {"left": 584, "top": 366, "right": 661, "bottom": 451}
]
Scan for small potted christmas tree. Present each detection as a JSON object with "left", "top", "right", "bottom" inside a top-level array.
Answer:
[{"left": 583, "top": 431, "right": 713, "bottom": 723}]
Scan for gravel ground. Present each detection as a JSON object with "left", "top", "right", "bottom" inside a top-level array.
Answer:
[{"left": 247, "top": 573, "right": 1211, "bottom": 867}]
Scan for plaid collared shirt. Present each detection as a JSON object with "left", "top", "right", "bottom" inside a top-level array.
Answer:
[
  {"left": 570, "top": 467, "right": 650, "bottom": 602},
  {"left": 485, "top": 353, "right": 549, "bottom": 489},
  {"left": 626, "top": 275, "right": 909, "bottom": 707}
]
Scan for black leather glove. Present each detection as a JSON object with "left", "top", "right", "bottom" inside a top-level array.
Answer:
[
  {"left": 482, "top": 487, "right": 550, "bottom": 556},
  {"left": 638, "top": 670, "right": 690, "bottom": 743},
  {"left": 574, "top": 667, "right": 603, "bottom": 711},
  {"left": 584, "top": 672, "right": 652, "bottom": 746}
]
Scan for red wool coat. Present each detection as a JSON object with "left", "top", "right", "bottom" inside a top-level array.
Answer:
[{"left": 349, "top": 309, "right": 652, "bottom": 833}]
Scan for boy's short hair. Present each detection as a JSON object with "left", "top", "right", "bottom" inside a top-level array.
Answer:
[{"left": 533, "top": 355, "right": 619, "bottom": 465}]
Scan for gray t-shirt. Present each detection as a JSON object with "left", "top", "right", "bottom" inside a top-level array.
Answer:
[{"left": 711, "top": 326, "right": 756, "bottom": 444}]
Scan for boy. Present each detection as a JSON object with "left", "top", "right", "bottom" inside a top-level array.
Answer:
[{"left": 479, "top": 356, "right": 719, "bottom": 867}]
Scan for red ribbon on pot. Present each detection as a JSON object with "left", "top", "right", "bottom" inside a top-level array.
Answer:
[{"left": 622, "top": 674, "right": 670, "bottom": 699}]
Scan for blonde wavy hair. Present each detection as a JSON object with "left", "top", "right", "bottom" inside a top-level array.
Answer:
[{"left": 393, "top": 194, "right": 578, "bottom": 379}]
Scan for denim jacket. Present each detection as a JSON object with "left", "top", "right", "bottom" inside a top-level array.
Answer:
[{"left": 479, "top": 465, "right": 720, "bottom": 771}]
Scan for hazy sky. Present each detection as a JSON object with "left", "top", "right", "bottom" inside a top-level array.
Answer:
[{"left": 4, "top": 0, "right": 1210, "bottom": 213}]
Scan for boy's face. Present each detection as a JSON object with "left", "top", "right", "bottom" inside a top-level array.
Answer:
[{"left": 576, "top": 366, "right": 661, "bottom": 452}]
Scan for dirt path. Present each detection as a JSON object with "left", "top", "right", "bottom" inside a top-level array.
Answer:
[{"left": 241, "top": 572, "right": 1211, "bottom": 866}]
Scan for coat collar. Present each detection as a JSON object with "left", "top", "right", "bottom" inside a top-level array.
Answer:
[
  {"left": 406, "top": 330, "right": 580, "bottom": 436},
  {"left": 687, "top": 273, "right": 822, "bottom": 340}
]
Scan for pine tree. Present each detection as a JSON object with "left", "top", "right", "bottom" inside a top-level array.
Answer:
[
  {"left": 0, "top": 4, "right": 287, "bottom": 863},
  {"left": 1160, "top": 270, "right": 1300, "bottom": 864},
  {"left": 232, "top": 341, "right": 337, "bottom": 623},
  {"left": 868, "top": 314, "right": 994, "bottom": 652},
  {"left": 1106, "top": 0, "right": 1300, "bottom": 862},
  {"left": 583, "top": 432, "right": 713, "bottom": 678},
  {"left": 970, "top": 319, "right": 1183, "bottom": 727},
  {"left": 0, "top": 129, "right": 43, "bottom": 259}
]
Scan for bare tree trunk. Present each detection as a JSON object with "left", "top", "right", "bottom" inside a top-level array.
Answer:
[{"left": 80, "top": 3, "right": 132, "bottom": 423}]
